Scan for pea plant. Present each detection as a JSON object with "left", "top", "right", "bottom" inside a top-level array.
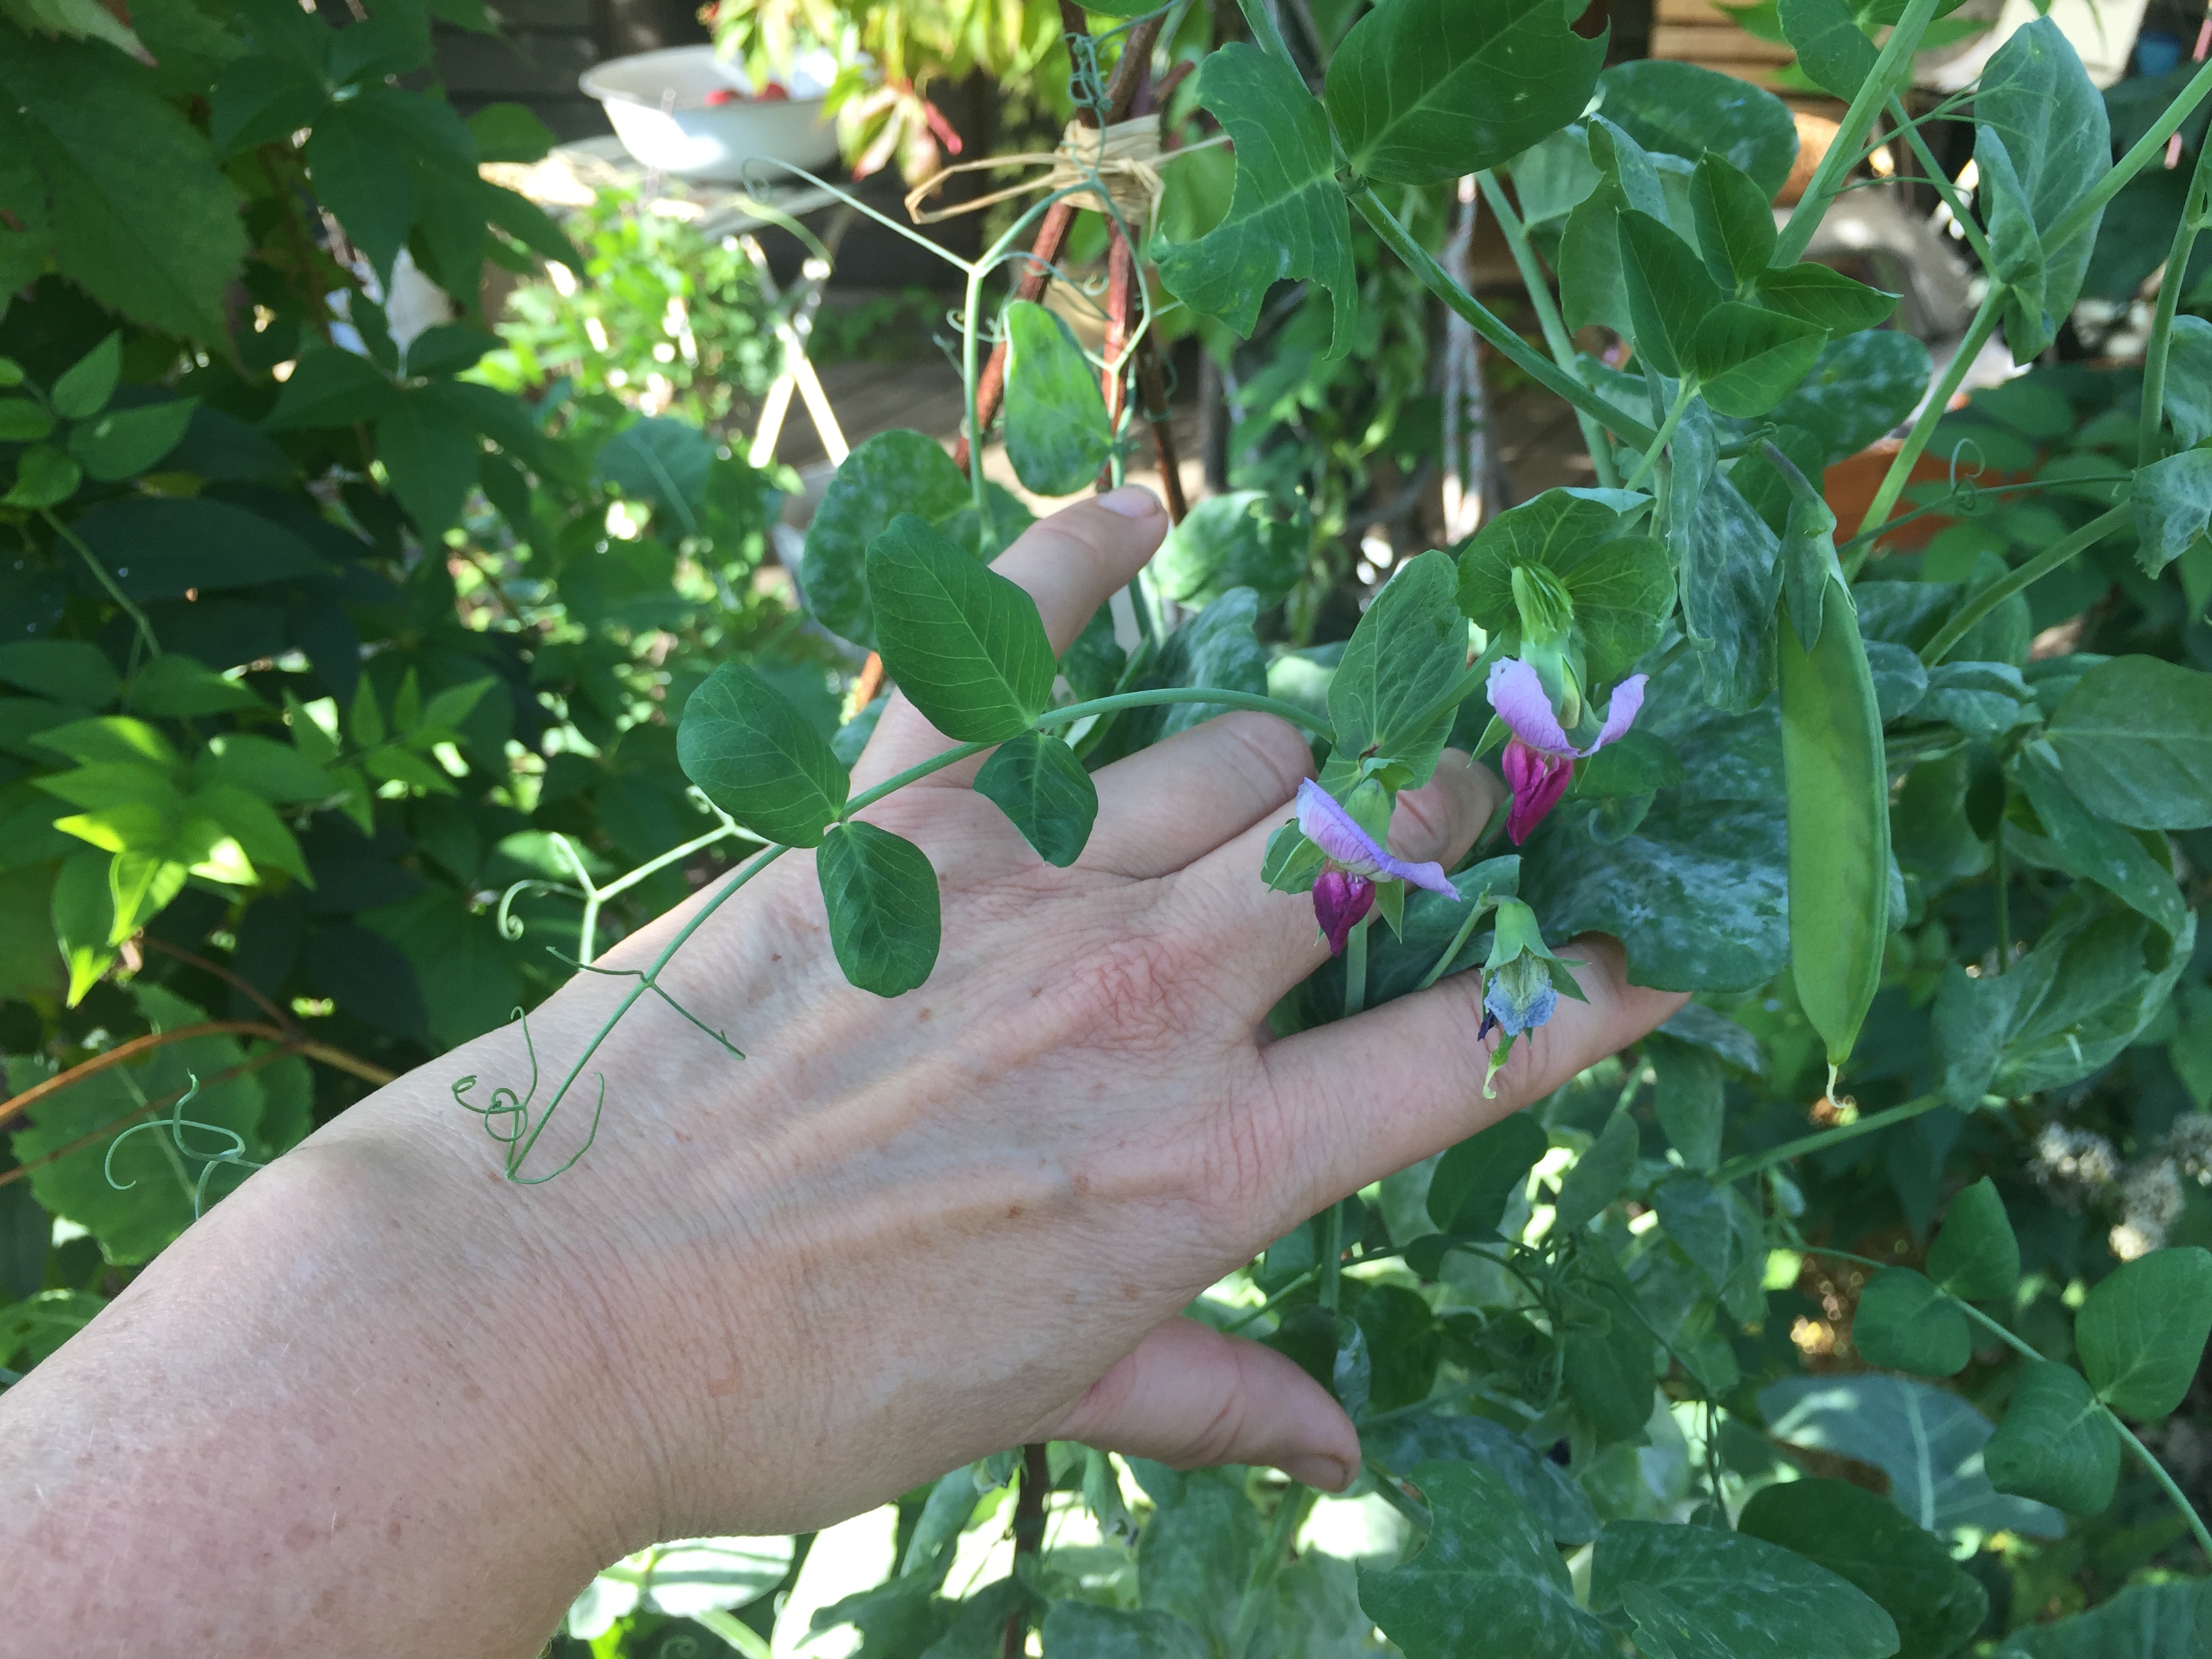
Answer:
[{"left": 562, "top": 1, "right": 2212, "bottom": 1654}]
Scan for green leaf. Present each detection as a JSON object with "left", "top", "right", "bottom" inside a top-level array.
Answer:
[
  {"left": 1737, "top": 1478, "right": 1988, "bottom": 1659},
  {"left": 264, "top": 345, "right": 399, "bottom": 430},
  {"left": 1770, "top": 330, "right": 1932, "bottom": 464},
  {"left": 0, "top": 398, "right": 55, "bottom": 443},
  {"left": 1995, "top": 1578, "right": 2212, "bottom": 1659},
  {"left": 1154, "top": 44, "right": 1357, "bottom": 356},
  {"left": 1851, "top": 1267, "right": 1970, "bottom": 1376},
  {"left": 50, "top": 331, "right": 119, "bottom": 419},
  {"left": 677, "top": 661, "right": 850, "bottom": 848},
  {"left": 800, "top": 429, "right": 973, "bottom": 651},
  {"left": 1455, "top": 489, "right": 1673, "bottom": 689},
  {"left": 816, "top": 820, "right": 941, "bottom": 998},
  {"left": 1753, "top": 263, "right": 1899, "bottom": 333},
  {"left": 2163, "top": 315, "right": 2212, "bottom": 448},
  {"left": 209, "top": 50, "right": 330, "bottom": 155},
  {"left": 2075, "top": 1245, "right": 2212, "bottom": 1419},
  {"left": 2013, "top": 747, "right": 2188, "bottom": 937},
  {"left": 2046, "top": 655, "right": 2212, "bottom": 830},
  {"left": 51, "top": 848, "right": 115, "bottom": 1006},
  {"left": 1919, "top": 661, "right": 2036, "bottom": 739},
  {"left": 303, "top": 88, "right": 424, "bottom": 287},
  {"left": 1557, "top": 118, "right": 1671, "bottom": 336},
  {"left": 1042, "top": 1603, "right": 1206, "bottom": 1659},
  {"left": 1324, "top": 0, "right": 1605, "bottom": 186},
  {"left": 1668, "top": 406, "right": 1782, "bottom": 711},
  {"left": 401, "top": 322, "right": 501, "bottom": 380},
  {"left": 1618, "top": 209, "right": 1723, "bottom": 379},
  {"left": 1777, "top": 0, "right": 1879, "bottom": 97},
  {"left": 1427, "top": 1109, "right": 1547, "bottom": 1235},
  {"left": 1110, "top": 588, "right": 1271, "bottom": 752},
  {"left": 199, "top": 732, "right": 333, "bottom": 802},
  {"left": 0, "top": 37, "right": 246, "bottom": 346},
  {"left": 1330, "top": 549, "right": 1464, "bottom": 786},
  {"left": 1646, "top": 1033, "right": 1722, "bottom": 1171},
  {"left": 1138, "top": 1470, "right": 1265, "bottom": 1652},
  {"left": 1554, "top": 1107, "right": 1637, "bottom": 1233},
  {"left": 867, "top": 514, "right": 1054, "bottom": 743},
  {"left": 1984, "top": 1359, "right": 2120, "bottom": 1515},
  {"left": 1361, "top": 1411, "right": 1599, "bottom": 1545},
  {"left": 1002, "top": 300, "right": 1113, "bottom": 497},
  {"left": 592, "top": 416, "right": 716, "bottom": 537},
  {"left": 375, "top": 388, "right": 478, "bottom": 539},
  {"left": 1151, "top": 489, "right": 1305, "bottom": 610},
  {"left": 1563, "top": 1268, "right": 1658, "bottom": 1443},
  {"left": 68, "top": 496, "right": 331, "bottom": 600},
  {"left": 1691, "top": 301, "right": 1825, "bottom": 417},
  {"left": 3, "top": 444, "right": 81, "bottom": 508},
  {"left": 1761, "top": 1373, "right": 2065, "bottom": 1538},
  {"left": 2131, "top": 447, "right": 2212, "bottom": 577},
  {"left": 127, "top": 655, "right": 264, "bottom": 717},
  {"left": 66, "top": 396, "right": 196, "bottom": 480},
  {"left": 1927, "top": 1176, "right": 2019, "bottom": 1301},
  {"left": 466, "top": 101, "right": 556, "bottom": 164},
  {"left": 1359, "top": 1461, "right": 1612, "bottom": 1659},
  {"left": 1592, "top": 1521, "right": 1898, "bottom": 1659},
  {"left": 0, "top": 639, "right": 117, "bottom": 706},
  {"left": 1687, "top": 150, "right": 1777, "bottom": 288},
  {"left": 973, "top": 730, "right": 1097, "bottom": 867},
  {"left": 1597, "top": 60, "right": 1799, "bottom": 199},
  {"left": 1653, "top": 1172, "right": 1765, "bottom": 1319},
  {"left": 1619, "top": 1585, "right": 1735, "bottom": 1659}
]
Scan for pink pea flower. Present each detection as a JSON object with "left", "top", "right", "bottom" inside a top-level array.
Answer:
[
  {"left": 1486, "top": 658, "right": 1648, "bottom": 844},
  {"left": 1294, "top": 779, "right": 1458, "bottom": 955}
]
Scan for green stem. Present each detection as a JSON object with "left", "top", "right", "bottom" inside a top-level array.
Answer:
[
  {"left": 1802, "top": 1245, "right": 2212, "bottom": 1565},
  {"left": 1994, "top": 806, "right": 2011, "bottom": 972},
  {"left": 43, "top": 508, "right": 160, "bottom": 661},
  {"left": 1229, "top": 1481, "right": 1319, "bottom": 1658},
  {"left": 1849, "top": 286, "right": 2005, "bottom": 551},
  {"left": 1223, "top": 1264, "right": 1322, "bottom": 1333},
  {"left": 1887, "top": 96, "right": 1994, "bottom": 269},
  {"left": 1032, "top": 685, "right": 1335, "bottom": 740},
  {"left": 1321, "top": 1199, "right": 1345, "bottom": 1311},
  {"left": 1919, "top": 503, "right": 2132, "bottom": 666},
  {"left": 1712, "top": 1091, "right": 1946, "bottom": 1185},
  {"left": 1624, "top": 380, "right": 1696, "bottom": 493},
  {"left": 840, "top": 741, "right": 996, "bottom": 816},
  {"left": 1477, "top": 171, "right": 1620, "bottom": 488},
  {"left": 1774, "top": 0, "right": 1944, "bottom": 264},
  {"left": 2048, "top": 54, "right": 2212, "bottom": 255},
  {"left": 1350, "top": 186, "right": 1658, "bottom": 452},
  {"left": 1836, "top": 473, "right": 2138, "bottom": 559},
  {"left": 2140, "top": 134, "right": 2212, "bottom": 466},
  {"left": 1342, "top": 916, "right": 1370, "bottom": 1017},
  {"left": 691, "top": 1607, "right": 775, "bottom": 1659},
  {"left": 1416, "top": 897, "right": 1494, "bottom": 993}
]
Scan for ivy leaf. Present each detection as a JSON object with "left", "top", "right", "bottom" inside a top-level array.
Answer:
[
  {"left": 972, "top": 730, "right": 1097, "bottom": 868},
  {"left": 1618, "top": 209, "right": 1723, "bottom": 379},
  {"left": 1777, "top": 0, "right": 1878, "bottom": 98},
  {"left": 1359, "top": 1461, "right": 1612, "bottom": 1659},
  {"left": 209, "top": 49, "right": 329, "bottom": 155},
  {"left": 800, "top": 429, "right": 972, "bottom": 651},
  {"left": 592, "top": 416, "right": 716, "bottom": 537},
  {"left": 1455, "top": 489, "right": 1673, "bottom": 689},
  {"left": 1690, "top": 301, "right": 1824, "bottom": 417},
  {"left": 1851, "top": 1267, "right": 1971, "bottom": 1376},
  {"left": 677, "top": 662, "right": 849, "bottom": 848},
  {"left": 2074, "top": 1246, "right": 2212, "bottom": 1419},
  {"left": 0, "top": 35, "right": 246, "bottom": 346},
  {"left": 816, "top": 821, "right": 941, "bottom": 998},
  {"left": 1151, "top": 490, "right": 1305, "bottom": 611},
  {"left": 1590, "top": 1520, "right": 1900, "bottom": 1659},
  {"left": 1330, "top": 549, "right": 1464, "bottom": 787},
  {"left": 1687, "top": 150, "right": 1776, "bottom": 289},
  {"left": 1984, "top": 1360, "right": 2121, "bottom": 1514},
  {"left": 374, "top": 386, "right": 479, "bottom": 540},
  {"left": 1324, "top": 0, "right": 1605, "bottom": 186},
  {"left": 866, "top": 514, "right": 1054, "bottom": 743},
  {"left": 2131, "top": 448, "right": 2212, "bottom": 577},
  {"left": 1154, "top": 44, "right": 1357, "bottom": 356},
  {"left": 2046, "top": 655, "right": 2212, "bottom": 830},
  {"left": 1926, "top": 1176, "right": 2019, "bottom": 1300},
  {"left": 1753, "top": 264, "right": 1900, "bottom": 333},
  {"left": 1426, "top": 1109, "right": 1547, "bottom": 1235},
  {"left": 1002, "top": 300, "right": 1113, "bottom": 497},
  {"left": 1736, "top": 1478, "right": 1988, "bottom": 1659}
]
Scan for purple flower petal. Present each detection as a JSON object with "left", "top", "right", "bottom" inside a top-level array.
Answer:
[
  {"left": 1312, "top": 869, "right": 1374, "bottom": 956},
  {"left": 1588, "top": 674, "right": 1648, "bottom": 752},
  {"left": 1501, "top": 740, "right": 1575, "bottom": 844},
  {"left": 1294, "top": 779, "right": 1458, "bottom": 897},
  {"left": 1486, "top": 657, "right": 1572, "bottom": 756}
]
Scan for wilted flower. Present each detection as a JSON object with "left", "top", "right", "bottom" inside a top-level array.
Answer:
[
  {"left": 1294, "top": 779, "right": 1457, "bottom": 955},
  {"left": 1486, "top": 657, "right": 1649, "bottom": 844},
  {"left": 1483, "top": 951, "right": 1558, "bottom": 1037},
  {"left": 1475, "top": 898, "right": 1585, "bottom": 1097}
]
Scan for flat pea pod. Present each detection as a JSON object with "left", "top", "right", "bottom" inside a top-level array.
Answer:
[{"left": 1778, "top": 566, "right": 1891, "bottom": 1078}]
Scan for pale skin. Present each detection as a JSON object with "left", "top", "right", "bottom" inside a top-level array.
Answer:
[{"left": 0, "top": 486, "right": 1683, "bottom": 1656}]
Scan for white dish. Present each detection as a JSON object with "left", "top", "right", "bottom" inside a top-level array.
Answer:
[{"left": 581, "top": 45, "right": 840, "bottom": 184}]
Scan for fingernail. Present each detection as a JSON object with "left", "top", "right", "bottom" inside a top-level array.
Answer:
[
  {"left": 1279, "top": 1453, "right": 1354, "bottom": 1492},
  {"left": 1096, "top": 485, "right": 1161, "bottom": 518}
]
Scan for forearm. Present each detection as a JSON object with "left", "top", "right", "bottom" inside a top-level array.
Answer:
[{"left": 0, "top": 1003, "right": 669, "bottom": 1657}]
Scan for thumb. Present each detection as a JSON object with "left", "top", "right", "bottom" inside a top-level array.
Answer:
[{"left": 1049, "top": 1317, "right": 1359, "bottom": 1492}]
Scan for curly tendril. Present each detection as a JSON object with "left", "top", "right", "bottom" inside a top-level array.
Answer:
[
  {"left": 452, "top": 1008, "right": 607, "bottom": 1185},
  {"left": 105, "top": 1071, "right": 266, "bottom": 1220}
]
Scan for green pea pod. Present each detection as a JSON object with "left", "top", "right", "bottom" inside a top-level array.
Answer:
[{"left": 1779, "top": 567, "right": 1890, "bottom": 1079}]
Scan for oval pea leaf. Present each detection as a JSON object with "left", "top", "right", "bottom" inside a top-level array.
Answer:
[
  {"left": 817, "top": 820, "right": 941, "bottom": 998},
  {"left": 2045, "top": 655, "right": 2212, "bottom": 830},
  {"left": 68, "top": 398, "right": 197, "bottom": 481},
  {"left": 1851, "top": 1267, "right": 1970, "bottom": 1376},
  {"left": 1329, "top": 548, "right": 1465, "bottom": 787},
  {"left": 1926, "top": 1175, "right": 2020, "bottom": 1300},
  {"left": 2074, "top": 1245, "right": 2212, "bottom": 1419},
  {"left": 1001, "top": 300, "right": 1113, "bottom": 497},
  {"left": 1690, "top": 302, "right": 1826, "bottom": 417},
  {"left": 1688, "top": 150, "right": 1776, "bottom": 289},
  {"left": 800, "top": 429, "right": 973, "bottom": 650},
  {"left": 1983, "top": 1359, "right": 2121, "bottom": 1515},
  {"left": 676, "top": 661, "right": 850, "bottom": 848},
  {"left": 1617, "top": 209, "right": 1723, "bottom": 380},
  {"left": 1427, "top": 1110, "right": 1548, "bottom": 1236},
  {"left": 1753, "top": 264, "right": 1899, "bottom": 333},
  {"left": 973, "top": 730, "right": 1097, "bottom": 867},
  {"left": 866, "top": 513, "right": 1055, "bottom": 743}
]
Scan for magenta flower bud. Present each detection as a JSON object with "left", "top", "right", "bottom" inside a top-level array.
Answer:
[
  {"left": 1312, "top": 869, "right": 1375, "bottom": 956},
  {"left": 1501, "top": 739, "right": 1575, "bottom": 845},
  {"left": 1484, "top": 657, "right": 1650, "bottom": 844}
]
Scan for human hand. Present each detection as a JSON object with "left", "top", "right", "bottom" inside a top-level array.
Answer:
[{"left": 0, "top": 486, "right": 1683, "bottom": 1656}]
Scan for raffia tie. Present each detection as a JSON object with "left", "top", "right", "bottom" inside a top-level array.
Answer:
[{"left": 903, "top": 116, "right": 1172, "bottom": 233}]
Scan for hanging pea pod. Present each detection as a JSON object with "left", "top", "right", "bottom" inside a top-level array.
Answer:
[{"left": 1772, "top": 456, "right": 1890, "bottom": 1079}]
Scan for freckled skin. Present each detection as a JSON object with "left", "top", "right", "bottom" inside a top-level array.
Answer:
[{"left": 0, "top": 493, "right": 1680, "bottom": 1659}]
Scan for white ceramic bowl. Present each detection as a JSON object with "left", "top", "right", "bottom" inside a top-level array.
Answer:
[{"left": 581, "top": 45, "right": 840, "bottom": 184}]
